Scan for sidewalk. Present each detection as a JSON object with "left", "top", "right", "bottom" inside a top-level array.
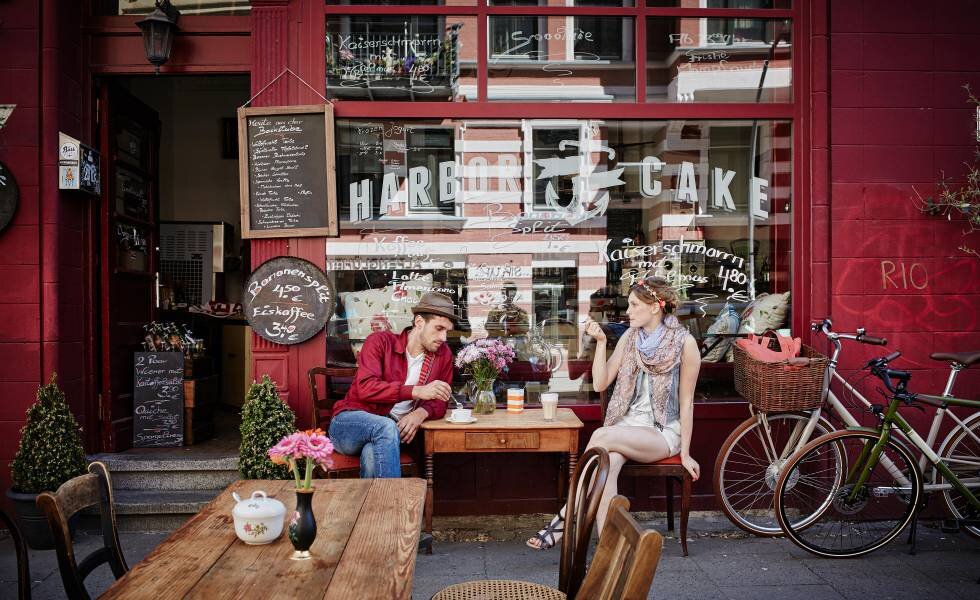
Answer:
[{"left": 2, "top": 514, "right": 977, "bottom": 599}]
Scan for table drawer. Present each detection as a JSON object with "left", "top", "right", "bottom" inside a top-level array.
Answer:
[{"left": 464, "top": 432, "right": 540, "bottom": 450}]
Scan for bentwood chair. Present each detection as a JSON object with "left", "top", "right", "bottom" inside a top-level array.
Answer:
[
  {"left": 574, "top": 496, "right": 664, "bottom": 600},
  {"left": 0, "top": 508, "right": 31, "bottom": 600},
  {"left": 307, "top": 366, "right": 419, "bottom": 478},
  {"left": 600, "top": 389, "right": 692, "bottom": 556},
  {"left": 432, "top": 447, "right": 610, "bottom": 600},
  {"left": 36, "top": 462, "right": 128, "bottom": 600}
]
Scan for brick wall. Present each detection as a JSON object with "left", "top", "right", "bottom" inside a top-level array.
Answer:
[
  {"left": 824, "top": 0, "right": 980, "bottom": 403},
  {"left": 0, "top": 0, "right": 89, "bottom": 495}
]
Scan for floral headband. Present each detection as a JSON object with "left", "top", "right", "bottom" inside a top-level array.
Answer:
[{"left": 635, "top": 280, "right": 668, "bottom": 311}]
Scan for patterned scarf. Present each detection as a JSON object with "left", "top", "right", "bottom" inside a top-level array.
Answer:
[{"left": 604, "top": 314, "right": 688, "bottom": 428}]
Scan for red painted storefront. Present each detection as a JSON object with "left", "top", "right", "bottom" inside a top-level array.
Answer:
[{"left": 1, "top": 0, "right": 978, "bottom": 513}]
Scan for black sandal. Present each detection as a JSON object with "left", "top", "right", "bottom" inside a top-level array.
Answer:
[{"left": 526, "top": 510, "right": 565, "bottom": 550}]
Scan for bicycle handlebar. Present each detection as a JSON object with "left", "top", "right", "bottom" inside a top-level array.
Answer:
[
  {"left": 811, "top": 319, "right": 887, "bottom": 346},
  {"left": 866, "top": 352, "right": 914, "bottom": 398}
]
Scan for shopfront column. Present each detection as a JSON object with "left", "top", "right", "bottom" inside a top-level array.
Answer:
[{"left": 249, "top": 0, "right": 326, "bottom": 427}]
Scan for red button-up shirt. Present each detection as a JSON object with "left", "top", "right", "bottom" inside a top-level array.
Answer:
[{"left": 333, "top": 328, "right": 453, "bottom": 421}]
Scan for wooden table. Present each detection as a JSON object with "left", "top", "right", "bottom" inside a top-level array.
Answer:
[
  {"left": 420, "top": 408, "right": 584, "bottom": 544},
  {"left": 102, "top": 478, "right": 426, "bottom": 600}
]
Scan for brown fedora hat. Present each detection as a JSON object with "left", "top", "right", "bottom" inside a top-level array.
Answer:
[{"left": 411, "top": 291, "right": 457, "bottom": 323}]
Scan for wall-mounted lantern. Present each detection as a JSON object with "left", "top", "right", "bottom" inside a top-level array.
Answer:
[{"left": 135, "top": 0, "right": 181, "bottom": 74}]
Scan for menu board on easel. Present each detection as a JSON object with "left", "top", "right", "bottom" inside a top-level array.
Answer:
[{"left": 238, "top": 104, "right": 338, "bottom": 238}]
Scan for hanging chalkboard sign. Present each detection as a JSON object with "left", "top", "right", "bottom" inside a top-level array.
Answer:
[
  {"left": 133, "top": 352, "right": 184, "bottom": 447},
  {"left": 243, "top": 257, "right": 335, "bottom": 345},
  {"left": 238, "top": 104, "right": 338, "bottom": 238}
]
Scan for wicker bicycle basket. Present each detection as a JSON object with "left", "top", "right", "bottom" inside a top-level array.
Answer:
[{"left": 733, "top": 340, "right": 829, "bottom": 412}]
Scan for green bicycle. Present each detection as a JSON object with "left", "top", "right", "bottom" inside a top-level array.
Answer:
[{"left": 773, "top": 351, "right": 980, "bottom": 558}]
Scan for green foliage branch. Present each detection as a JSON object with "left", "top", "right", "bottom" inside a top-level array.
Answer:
[{"left": 916, "top": 84, "right": 980, "bottom": 258}]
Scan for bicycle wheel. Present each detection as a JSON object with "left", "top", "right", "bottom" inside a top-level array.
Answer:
[
  {"left": 714, "top": 412, "right": 836, "bottom": 536},
  {"left": 775, "top": 430, "right": 922, "bottom": 558},
  {"left": 938, "top": 413, "right": 980, "bottom": 541}
]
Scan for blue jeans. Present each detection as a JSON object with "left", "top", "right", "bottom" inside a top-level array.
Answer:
[{"left": 328, "top": 410, "right": 402, "bottom": 478}]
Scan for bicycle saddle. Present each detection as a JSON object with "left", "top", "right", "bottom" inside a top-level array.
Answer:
[{"left": 930, "top": 351, "right": 980, "bottom": 367}]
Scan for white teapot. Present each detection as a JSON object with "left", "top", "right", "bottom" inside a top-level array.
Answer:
[{"left": 231, "top": 491, "right": 286, "bottom": 545}]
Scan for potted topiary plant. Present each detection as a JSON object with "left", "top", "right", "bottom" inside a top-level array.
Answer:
[
  {"left": 6, "top": 374, "right": 87, "bottom": 549},
  {"left": 239, "top": 375, "right": 296, "bottom": 480}
]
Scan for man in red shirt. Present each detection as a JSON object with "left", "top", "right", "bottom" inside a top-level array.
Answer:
[{"left": 328, "top": 292, "right": 456, "bottom": 478}]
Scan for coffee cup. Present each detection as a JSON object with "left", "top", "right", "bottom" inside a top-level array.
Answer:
[
  {"left": 541, "top": 392, "right": 559, "bottom": 421},
  {"left": 450, "top": 407, "right": 472, "bottom": 422}
]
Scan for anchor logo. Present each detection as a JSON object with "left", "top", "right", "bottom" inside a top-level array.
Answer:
[{"left": 533, "top": 140, "right": 625, "bottom": 226}]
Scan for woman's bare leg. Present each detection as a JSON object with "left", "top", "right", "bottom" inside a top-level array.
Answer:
[
  {"left": 587, "top": 426, "right": 672, "bottom": 532},
  {"left": 527, "top": 426, "right": 668, "bottom": 548}
]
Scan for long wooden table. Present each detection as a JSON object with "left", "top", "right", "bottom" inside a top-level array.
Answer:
[
  {"left": 420, "top": 408, "right": 584, "bottom": 546},
  {"left": 102, "top": 478, "right": 426, "bottom": 600}
]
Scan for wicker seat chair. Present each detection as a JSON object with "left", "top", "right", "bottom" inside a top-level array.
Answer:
[
  {"left": 432, "top": 447, "right": 611, "bottom": 600},
  {"left": 433, "top": 494, "right": 663, "bottom": 600}
]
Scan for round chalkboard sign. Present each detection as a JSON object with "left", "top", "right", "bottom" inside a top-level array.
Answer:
[
  {"left": 0, "top": 161, "right": 18, "bottom": 234},
  {"left": 243, "top": 257, "right": 335, "bottom": 345}
]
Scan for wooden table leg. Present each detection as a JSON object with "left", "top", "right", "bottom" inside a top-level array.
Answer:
[
  {"left": 568, "top": 452, "right": 577, "bottom": 484},
  {"left": 424, "top": 453, "right": 434, "bottom": 555}
]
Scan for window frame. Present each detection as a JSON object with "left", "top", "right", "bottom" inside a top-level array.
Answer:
[{"left": 322, "top": 0, "right": 809, "bottom": 339}]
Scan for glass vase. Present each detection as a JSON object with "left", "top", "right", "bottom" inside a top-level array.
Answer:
[
  {"left": 288, "top": 488, "right": 316, "bottom": 560},
  {"left": 471, "top": 378, "right": 497, "bottom": 415}
]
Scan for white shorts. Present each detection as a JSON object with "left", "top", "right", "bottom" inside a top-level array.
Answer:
[
  {"left": 659, "top": 420, "right": 682, "bottom": 457},
  {"left": 615, "top": 417, "right": 682, "bottom": 457}
]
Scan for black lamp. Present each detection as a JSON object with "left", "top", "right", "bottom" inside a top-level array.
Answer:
[{"left": 136, "top": 0, "right": 181, "bottom": 74}]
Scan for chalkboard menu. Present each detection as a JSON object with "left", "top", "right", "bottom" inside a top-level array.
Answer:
[
  {"left": 243, "top": 257, "right": 335, "bottom": 345},
  {"left": 133, "top": 352, "right": 184, "bottom": 447},
  {"left": 238, "top": 104, "right": 338, "bottom": 238}
]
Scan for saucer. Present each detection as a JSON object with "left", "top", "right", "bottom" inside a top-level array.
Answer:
[{"left": 446, "top": 416, "right": 477, "bottom": 424}]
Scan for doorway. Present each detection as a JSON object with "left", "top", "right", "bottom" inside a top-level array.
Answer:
[{"left": 95, "top": 75, "right": 251, "bottom": 454}]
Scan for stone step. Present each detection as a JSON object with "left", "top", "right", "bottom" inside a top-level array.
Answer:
[
  {"left": 88, "top": 453, "right": 240, "bottom": 491},
  {"left": 78, "top": 489, "right": 224, "bottom": 532}
]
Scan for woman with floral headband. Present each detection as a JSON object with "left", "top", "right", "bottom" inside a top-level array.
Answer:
[{"left": 527, "top": 276, "right": 701, "bottom": 550}]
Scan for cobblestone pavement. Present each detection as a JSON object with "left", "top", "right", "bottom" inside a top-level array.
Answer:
[{"left": 3, "top": 514, "right": 978, "bottom": 599}]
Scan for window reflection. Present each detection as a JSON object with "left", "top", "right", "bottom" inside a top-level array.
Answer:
[
  {"left": 647, "top": 17, "right": 792, "bottom": 103},
  {"left": 326, "top": 16, "right": 474, "bottom": 101},
  {"left": 332, "top": 118, "right": 792, "bottom": 402},
  {"left": 486, "top": 16, "right": 635, "bottom": 102}
]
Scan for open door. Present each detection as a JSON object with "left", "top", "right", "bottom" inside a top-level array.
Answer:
[{"left": 97, "top": 83, "right": 161, "bottom": 452}]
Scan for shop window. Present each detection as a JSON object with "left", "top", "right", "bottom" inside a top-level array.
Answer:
[
  {"left": 332, "top": 118, "right": 792, "bottom": 403},
  {"left": 326, "top": 15, "right": 474, "bottom": 101},
  {"left": 486, "top": 16, "right": 635, "bottom": 102},
  {"left": 647, "top": 17, "right": 792, "bottom": 103},
  {"left": 94, "top": 0, "right": 251, "bottom": 15},
  {"left": 337, "top": 120, "right": 459, "bottom": 221}
]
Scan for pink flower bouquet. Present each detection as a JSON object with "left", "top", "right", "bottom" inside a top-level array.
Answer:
[
  {"left": 455, "top": 338, "right": 516, "bottom": 384},
  {"left": 268, "top": 429, "right": 334, "bottom": 490}
]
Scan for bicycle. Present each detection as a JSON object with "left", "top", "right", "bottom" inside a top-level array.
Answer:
[
  {"left": 773, "top": 351, "right": 980, "bottom": 558},
  {"left": 714, "top": 318, "right": 973, "bottom": 537}
]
